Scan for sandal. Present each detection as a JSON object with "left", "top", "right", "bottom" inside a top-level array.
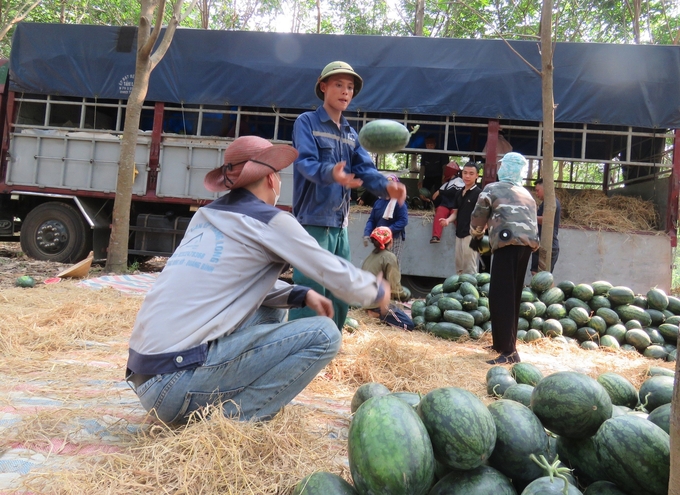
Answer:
[
  {"left": 430, "top": 236, "right": 440, "bottom": 244},
  {"left": 486, "top": 352, "right": 521, "bottom": 365}
]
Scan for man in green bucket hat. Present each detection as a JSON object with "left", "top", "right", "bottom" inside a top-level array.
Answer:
[{"left": 290, "top": 61, "right": 407, "bottom": 329}]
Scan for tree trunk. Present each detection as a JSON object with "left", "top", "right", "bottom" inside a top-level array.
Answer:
[
  {"left": 671, "top": 333, "right": 680, "bottom": 495},
  {"left": 538, "top": 0, "right": 555, "bottom": 273},
  {"left": 105, "top": 0, "right": 191, "bottom": 272},
  {"left": 414, "top": 0, "right": 425, "bottom": 36}
]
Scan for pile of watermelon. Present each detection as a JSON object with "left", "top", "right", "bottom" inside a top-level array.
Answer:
[
  {"left": 293, "top": 365, "right": 674, "bottom": 495},
  {"left": 410, "top": 271, "right": 678, "bottom": 362}
]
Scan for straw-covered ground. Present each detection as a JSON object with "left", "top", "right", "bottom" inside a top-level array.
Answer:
[{"left": 0, "top": 276, "right": 674, "bottom": 494}]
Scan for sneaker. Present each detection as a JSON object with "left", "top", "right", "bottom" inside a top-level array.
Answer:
[
  {"left": 430, "top": 236, "right": 440, "bottom": 244},
  {"left": 486, "top": 352, "right": 521, "bottom": 365}
]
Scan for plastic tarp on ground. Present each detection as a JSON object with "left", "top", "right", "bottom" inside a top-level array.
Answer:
[{"left": 9, "top": 23, "right": 680, "bottom": 129}]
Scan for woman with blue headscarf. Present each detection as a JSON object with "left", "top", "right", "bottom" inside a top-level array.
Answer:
[{"left": 469, "top": 152, "right": 540, "bottom": 364}]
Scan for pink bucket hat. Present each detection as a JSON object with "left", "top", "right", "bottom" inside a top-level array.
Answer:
[{"left": 204, "top": 136, "right": 298, "bottom": 192}]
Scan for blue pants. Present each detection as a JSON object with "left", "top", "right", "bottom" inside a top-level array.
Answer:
[
  {"left": 130, "top": 307, "right": 341, "bottom": 423},
  {"left": 289, "top": 225, "right": 350, "bottom": 330}
]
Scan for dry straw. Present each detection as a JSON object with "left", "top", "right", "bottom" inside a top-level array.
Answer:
[{"left": 1, "top": 285, "right": 673, "bottom": 494}]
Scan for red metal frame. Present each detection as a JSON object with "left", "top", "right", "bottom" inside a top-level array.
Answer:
[
  {"left": 667, "top": 128, "right": 680, "bottom": 247},
  {"left": 146, "top": 101, "right": 165, "bottom": 196},
  {"left": 483, "top": 119, "right": 500, "bottom": 187}
]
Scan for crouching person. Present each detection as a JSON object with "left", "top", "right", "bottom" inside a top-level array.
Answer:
[{"left": 125, "top": 136, "right": 389, "bottom": 424}]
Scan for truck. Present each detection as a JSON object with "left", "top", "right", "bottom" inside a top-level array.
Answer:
[{"left": 1, "top": 23, "right": 678, "bottom": 294}]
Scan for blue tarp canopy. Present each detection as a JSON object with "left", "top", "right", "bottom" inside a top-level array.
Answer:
[{"left": 9, "top": 22, "right": 680, "bottom": 129}]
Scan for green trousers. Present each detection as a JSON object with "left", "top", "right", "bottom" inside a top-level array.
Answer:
[{"left": 289, "top": 225, "right": 350, "bottom": 330}]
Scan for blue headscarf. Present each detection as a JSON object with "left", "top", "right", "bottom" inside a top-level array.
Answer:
[{"left": 497, "top": 152, "right": 527, "bottom": 186}]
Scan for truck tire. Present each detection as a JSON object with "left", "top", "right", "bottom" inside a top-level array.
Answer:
[
  {"left": 20, "top": 202, "right": 92, "bottom": 263},
  {"left": 401, "top": 275, "right": 444, "bottom": 299}
]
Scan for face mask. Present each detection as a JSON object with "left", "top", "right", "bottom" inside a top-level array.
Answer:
[{"left": 272, "top": 174, "right": 282, "bottom": 206}]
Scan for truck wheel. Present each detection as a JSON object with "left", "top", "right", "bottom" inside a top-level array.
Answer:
[
  {"left": 400, "top": 275, "right": 444, "bottom": 299},
  {"left": 20, "top": 202, "right": 92, "bottom": 263}
]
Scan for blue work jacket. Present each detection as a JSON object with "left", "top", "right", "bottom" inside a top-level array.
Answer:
[{"left": 292, "top": 106, "right": 388, "bottom": 228}]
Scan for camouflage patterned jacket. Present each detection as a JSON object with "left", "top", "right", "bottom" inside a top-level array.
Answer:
[{"left": 469, "top": 181, "right": 539, "bottom": 252}]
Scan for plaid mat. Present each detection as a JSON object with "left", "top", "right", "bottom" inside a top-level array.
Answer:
[{"left": 76, "top": 273, "right": 160, "bottom": 294}]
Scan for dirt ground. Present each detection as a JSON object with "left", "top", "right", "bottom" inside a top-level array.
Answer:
[{"left": 0, "top": 242, "right": 167, "bottom": 290}]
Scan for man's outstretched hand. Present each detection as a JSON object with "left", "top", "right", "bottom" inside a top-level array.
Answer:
[
  {"left": 305, "top": 290, "right": 334, "bottom": 318},
  {"left": 386, "top": 181, "right": 407, "bottom": 205},
  {"left": 333, "top": 162, "right": 363, "bottom": 188}
]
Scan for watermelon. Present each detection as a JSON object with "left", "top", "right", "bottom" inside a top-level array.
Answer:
[
  {"left": 462, "top": 294, "right": 478, "bottom": 310},
  {"left": 557, "top": 280, "right": 575, "bottom": 297},
  {"left": 351, "top": 382, "right": 391, "bottom": 413},
  {"left": 604, "top": 324, "right": 627, "bottom": 344},
  {"left": 594, "top": 415, "right": 670, "bottom": 495},
  {"left": 388, "top": 391, "right": 422, "bottom": 409},
  {"left": 588, "top": 315, "right": 607, "bottom": 335},
  {"left": 591, "top": 280, "right": 613, "bottom": 296},
  {"left": 596, "top": 307, "right": 620, "bottom": 326},
  {"left": 576, "top": 327, "right": 599, "bottom": 343},
  {"left": 530, "top": 317, "right": 545, "bottom": 331},
  {"left": 411, "top": 300, "right": 427, "bottom": 317},
  {"left": 545, "top": 304, "right": 567, "bottom": 320},
  {"left": 443, "top": 310, "right": 474, "bottom": 329},
  {"left": 646, "top": 402, "right": 670, "bottom": 434},
  {"left": 596, "top": 372, "right": 638, "bottom": 409},
  {"left": 531, "top": 271, "right": 554, "bottom": 292},
  {"left": 539, "top": 287, "right": 565, "bottom": 305},
  {"left": 524, "top": 329, "right": 543, "bottom": 342},
  {"left": 502, "top": 383, "right": 534, "bottom": 407},
  {"left": 543, "top": 319, "right": 563, "bottom": 338},
  {"left": 292, "top": 472, "right": 357, "bottom": 495},
  {"left": 646, "top": 365, "right": 674, "bottom": 377},
  {"left": 348, "top": 395, "right": 434, "bottom": 495},
  {"left": 615, "top": 305, "right": 652, "bottom": 326},
  {"left": 431, "top": 283, "right": 444, "bottom": 295},
  {"left": 469, "top": 325, "right": 485, "bottom": 339},
  {"left": 589, "top": 295, "right": 611, "bottom": 310},
  {"left": 607, "top": 286, "right": 635, "bottom": 306},
  {"left": 487, "top": 374, "right": 518, "bottom": 397},
  {"left": 530, "top": 371, "right": 612, "bottom": 439},
  {"left": 442, "top": 275, "right": 460, "bottom": 293},
  {"left": 15, "top": 275, "right": 36, "bottom": 288},
  {"left": 511, "top": 363, "right": 544, "bottom": 386},
  {"left": 646, "top": 288, "right": 668, "bottom": 311},
  {"left": 476, "top": 272, "right": 491, "bottom": 285},
  {"left": 424, "top": 305, "right": 442, "bottom": 322},
  {"left": 469, "top": 309, "right": 484, "bottom": 326},
  {"left": 668, "top": 349, "right": 677, "bottom": 362},
  {"left": 521, "top": 289, "right": 536, "bottom": 303},
  {"left": 487, "top": 365, "right": 512, "bottom": 382},
  {"left": 658, "top": 323, "right": 678, "bottom": 343},
  {"left": 521, "top": 477, "right": 583, "bottom": 494},
  {"left": 428, "top": 322, "right": 469, "bottom": 341},
  {"left": 556, "top": 435, "right": 607, "bottom": 487},
  {"left": 487, "top": 399, "right": 549, "bottom": 482},
  {"left": 358, "top": 119, "right": 413, "bottom": 154},
  {"left": 459, "top": 273, "right": 478, "bottom": 286},
  {"left": 569, "top": 307, "right": 590, "bottom": 327},
  {"left": 478, "top": 296, "right": 490, "bottom": 308},
  {"left": 565, "top": 297, "right": 590, "bottom": 312},
  {"left": 559, "top": 318, "right": 578, "bottom": 338},
  {"left": 517, "top": 330, "right": 527, "bottom": 341},
  {"left": 438, "top": 296, "right": 463, "bottom": 312},
  {"left": 417, "top": 387, "right": 496, "bottom": 470},
  {"left": 645, "top": 309, "right": 666, "bottom": 326},
  {"left": 638, "top": 375, "right": 674, "bottom": 412},
  {"left": 412, "top": 316, "right": 426, "bottom": 329},
  {"left": 666, "top": 295, "right": 680, "bottom": 314},
  {"left": 519, "top": 302, "right": 537, "bottom": 320},
  {"left": 581, "top": 341, "right": 599, "bottom": 350},
  {"left": 625, "top": 328, "right": 651, "bottom": 351},
  {"left": 599, "top": 335, "right": 620, "bottom": 350},
  {"left": 572, "top": 283, "right": 594, "bottom": 302},
  {"left": 643, "top": 345, "right": 668, "bottom": 360},
  {"left": 581, "top": 481, "right": 627, "bottom": 495},
  {"left": 633, "top": 295, "right": 648, "bottom": 308},
  {"left": 518, "top": 318, "right": 530, "bottom": 331},
  {"left": 429, "top": 465, "right": 516, "bottom": 495}
]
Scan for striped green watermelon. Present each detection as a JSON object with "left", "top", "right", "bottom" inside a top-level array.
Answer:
[
  {"left": 638, "top": 375, "right": 674, "bottom": 412},
  {"left": 569, "top": 307, "right": 590, "bottom": 327},
  {"left": 530, "top": 317, "right": 545, "bottom": 331},
  {"left": 519, "top": 302, "right": 537, "bottom": 320},
  {"left": 443, "top": 309, "right": 474, "bottom": 329},
  {"left": 658, "top": 323, "right": 678, "bottom": 343},
  {"left": 581, "top": 340, "right": 599, "bottom": 350},
  {"left": 581, "top": 480, "right": 627, "bottom": 495},
  {"left": 543, "top": 319, "right": 563, "bottom": 338},
  {"left": 417, "top": 387, "right": 496, "bottom": 470},
  {"left": 594, "top": 415, "right": 670, "bottom": 495},
  {"left": 348, "top": 395, "right": 434, "bottom": 495},
  {"left": 645, "top": 308, "right": 666, "bottom": 326},
  {"left": 572, "top": 283, "right": 594, "bottom": 301},
  {"left": 565, "top": 297, "right": 590, "bottom": 312},
  {"left": 429, "top": 465, "right": 516, "bottom": 495},
  {"left": 511, "top": 363, "right": 544, "bottom": 386},
  {"left": 646, "top": 288, "right": 668, "bottom": 311},
  {"left": 646, "top": 365, "right": 675, "bottom": 377},
  {"left": 625, "top": 328, "right": 651, "bottom": 351},
  {"left": 351, "top": 382, "right": 390, "bottom": 413},
  {"left": 428, "top": 322, "right": 469, "bottom": 341},
  {"left": 521, "top": 477, "right": 583, "bottom": 494},
  {"left": 599, "top": 335, "right": 620, "bottom": 350},
  {"left": 531, "top": 271, "right": 554, "bottom": 292},
  {"left": 292, "top": 472, "right": 357, "bottom": 494},
  {"left": 545, "top": 303, "right": 567, "bottom": 320},
  {"left": 539, "top": 287, "right": 565, "bottom": 305},
  {"left": 438, "top": 297, "right": 463, "bottom": 312},
  {"left": 559, "top": 318, "right": 578, "bottom": 337},
  {"left": 487, "top": 399, "right": 549, "bottom": 482},
  {"left": 596, "top": 307, "right": 620, "bottom": 326},
  {"left": 442, "top": 275, "right": 460, "bottom": 293},
  {"left": 646, "top": 402, "right": 670, "bottom": 434},
  {"left": 666, "top": 295, "right": 680, "bottom": 314},
  {"left": 624, "top": 319, "right": 642, "bottom": 330},
  {"left": 388, "top": 391, "right": 422, "bottom": 409},
  {"left": 604, "top": 324, "right": 627, "bottom": 344},
  {"left": 358, "top": 119, "right": 413, "bottom": 154},
  {"left": 615, "top": 304, "right": 652, "bottom": 326},
  {"left": 424, "top": 305, "right": 442, "bottom": 322},
  {"left": 502, "top": 383, "right": 534, "bottom": 407},
  {"left": 607, "top": 286, "right": 635, "bottom": 306},
  {"left": 411, "top": 300, "right": 427, "bottom": 317},
  {"left": 643, "top": 344, "right": 668, "bottom": 360},
  {"left": 591, "top": 280, "right": 613, "bottom": 296},
  {"left": 589, "top": 295, "right": 611, "bottom": 310},
  {"left": 530, "top": 371, "right": 612, "bottom": 439},
  {"left": 596, "top": 372, "right": 638, "bottom": 409},
  {"left": 487, "top": 365, "right": 512, "bottom": 382},
  {"left": 524, "top": 329, "right": 544, "bottom": 342},
  {"left": 557, "top": 280, "right": 575, "bottom": 297},
  {"left": 588, "top": 315, "right": 607, "bottom": 335},
  {"left": 556, "top": 435, "right": 607, "bottom": 487}
]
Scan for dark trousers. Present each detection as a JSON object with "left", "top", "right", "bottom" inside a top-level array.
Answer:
[
  {"left": 531, "top": 247, "right": 559, "bottom": 273},
  {"left": 489, "top": 245, "right": 533, "bottom": 353}
]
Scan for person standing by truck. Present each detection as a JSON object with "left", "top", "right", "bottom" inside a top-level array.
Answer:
[
  {"left": 417, "top": 135, "right": 449, "bottom": 197},
  {"left": 469, "top": 152, "right": 539, "bottom": 364},
  {"left": 290, "top": 61, "right": 406, "bottom": 330},
  {"left": 439, "top": 162, "right": 482, "bottom": 274},
  {"left": 530, "top": 178, "right": 561, "bottom": 274},
  {"left": 125, "top": 136, "right": 390, "bottom": 424}
]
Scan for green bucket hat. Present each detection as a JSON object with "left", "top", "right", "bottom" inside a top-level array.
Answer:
[{"left": 315, "top": 61, "right": 364, "bottom": 100}]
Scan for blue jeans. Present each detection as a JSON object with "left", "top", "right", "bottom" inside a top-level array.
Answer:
[{"left": 130, "top": 307, "right": 341, "bottom": 423}]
